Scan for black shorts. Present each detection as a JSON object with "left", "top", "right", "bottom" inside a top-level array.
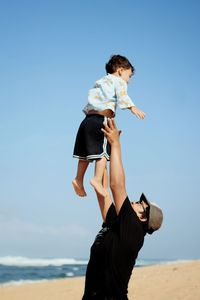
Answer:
[{"left": 73, "top": 114, "right": 111, "bottom": 161}]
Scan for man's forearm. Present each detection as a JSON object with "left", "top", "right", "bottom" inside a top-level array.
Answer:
[{"left": 110, "top": 141, "right": 125, "bottom": 191}]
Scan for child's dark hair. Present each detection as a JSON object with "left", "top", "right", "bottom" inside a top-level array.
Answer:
[{"left": 105, "top": 54, "right": 135, "bottom": 74}]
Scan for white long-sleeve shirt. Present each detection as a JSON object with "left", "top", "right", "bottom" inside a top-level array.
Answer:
[{"left": 83, "top": 74, "right": 135, "bottom": 115}]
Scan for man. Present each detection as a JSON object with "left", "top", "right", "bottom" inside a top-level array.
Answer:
[{"left": 82, "top": 119, "right": 163, "bottom": 300}]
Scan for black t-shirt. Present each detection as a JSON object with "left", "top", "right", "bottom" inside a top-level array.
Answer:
[{"left": 82, "top": 197, "right": 145, "bottom": 300}]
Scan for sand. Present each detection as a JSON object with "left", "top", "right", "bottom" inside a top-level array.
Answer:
[{"left": 0, "top": 260, "right": 200, "bottom": 300}]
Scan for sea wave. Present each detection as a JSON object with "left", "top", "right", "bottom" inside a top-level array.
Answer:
[
  {"left": 0, "top": 256, "right": 188, "bottom": 268},
  {"left": 1, "top": 279, "right": 49, "bottom": 287},
  {"left": 136, "top": 258, "right": 192, "bottom": 267},
  {"left": 0, "top": 257, "right": 194, "bottom": 287},
  {"left": 0, "top": 256, "right": 88, "bottom": 267}
]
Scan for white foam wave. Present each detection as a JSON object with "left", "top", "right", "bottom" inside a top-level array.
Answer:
[
  {"left": 136, "top": 258, "right": 193, "bottom": 267},
  {"left": 0, "top": 256, "right": 190, "bottom": 268},
  {"left": 0, "top": 256, "right": 88, "bottom": 267},
  {"left": 65, "top": 272, "right": 74, "bottom": 277},
  {"left": 0, "top": 279, "right": 48, "bottom": 287}
]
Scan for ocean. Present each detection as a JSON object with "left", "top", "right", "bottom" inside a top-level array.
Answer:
[{"left": 0, "top": 256, "right": 184, "bottom": 286}]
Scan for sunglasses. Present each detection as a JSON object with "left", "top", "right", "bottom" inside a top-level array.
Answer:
[{"left": 136, "top": 199, "right": 149, "bottom": 220}]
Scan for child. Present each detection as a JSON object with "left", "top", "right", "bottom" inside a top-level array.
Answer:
[{"left": 72, "top": 54, "right": 145, "bottom": 197}]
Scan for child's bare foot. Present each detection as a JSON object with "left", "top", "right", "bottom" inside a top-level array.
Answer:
[
  {"left": 72, "top": 179, "right": 87, "bottom": 197},
  {"left": 90, "top": 177, "right": 107, "bottom": 197}
]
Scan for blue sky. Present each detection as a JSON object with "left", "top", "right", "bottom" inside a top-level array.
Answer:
[{"left": 0, "top": 0, "right": 200, "bottom": 260}]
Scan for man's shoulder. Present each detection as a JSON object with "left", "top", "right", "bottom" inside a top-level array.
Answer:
[
  {"left": 118, "top": 196, "right": 134, "bottom": 216},
  {"left": 119, "top": 197, "right": 144, "bottom": 235}
]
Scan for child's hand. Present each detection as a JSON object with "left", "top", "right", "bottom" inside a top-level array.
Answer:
[{"left": 131, "top": 106, "right": 146, "bottom": 120}]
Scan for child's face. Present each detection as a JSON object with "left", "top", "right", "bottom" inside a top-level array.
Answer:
[{"left": 119, "top": 68, "right": 133, "bottom": 84}]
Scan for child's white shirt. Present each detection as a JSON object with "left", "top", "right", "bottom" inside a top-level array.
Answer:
[{"left": 83, "top": 74, "right": 135, "bottom": 115}]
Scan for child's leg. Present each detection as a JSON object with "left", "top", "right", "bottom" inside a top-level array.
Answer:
[
  {"left": 90, "top": 156, "right": 107, "bottom": 197},
  {"left": 72, "top": 160, "right": 89, "bottom": 197}
]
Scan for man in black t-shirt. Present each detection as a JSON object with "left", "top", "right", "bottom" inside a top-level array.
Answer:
[{"left": 82, "top": 119, "right": 163, "bottom": 300}]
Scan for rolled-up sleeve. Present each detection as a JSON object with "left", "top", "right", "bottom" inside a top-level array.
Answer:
[{"left": 116, "top": 79, "right": 135, "bottom": 109}]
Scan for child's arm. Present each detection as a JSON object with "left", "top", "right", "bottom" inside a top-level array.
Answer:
[
  {"left": 115, "top": 78, "right": 146, "bottom": 120},
  {"left": 130, "top": 105, "right": 146, "bottom": 120}
]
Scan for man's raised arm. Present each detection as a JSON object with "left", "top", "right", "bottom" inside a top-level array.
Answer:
[{"left": 101, "top": 119, "right": 127, "bottom": 214}]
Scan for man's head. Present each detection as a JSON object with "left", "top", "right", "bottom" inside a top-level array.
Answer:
[
  {"left": 131, "top": 193, "right": 163, "bottom": 234},
  {"left": 105, "top": 54, "right": 134, "bottom": 84}
]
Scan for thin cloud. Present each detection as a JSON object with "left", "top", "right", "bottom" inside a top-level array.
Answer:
[{"left": 0, "top": 214, "right": 89, "bottom": 238}]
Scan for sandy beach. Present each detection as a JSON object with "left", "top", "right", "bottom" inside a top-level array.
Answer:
[{"left": 0, "top": 260, "right": 199, "bottom": 300}]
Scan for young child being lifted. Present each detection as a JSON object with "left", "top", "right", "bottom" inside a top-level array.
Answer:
[{"left": 72, "top": 54, "right": 145, "bottom": 197}]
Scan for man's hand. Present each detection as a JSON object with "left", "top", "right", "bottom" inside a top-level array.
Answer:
[
  {"left": 101, "top": 118, "right": 120, "bottom": 145},
  {"left": 131, "top": 106, "right": 146, "bottom": 119}
]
